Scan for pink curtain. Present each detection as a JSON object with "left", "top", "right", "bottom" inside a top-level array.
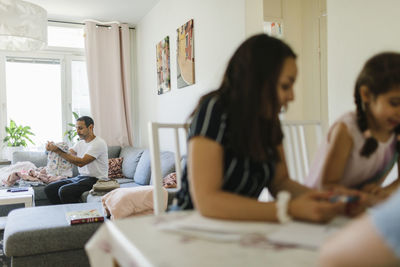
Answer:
[{"left": 84, "top": 21, "right": 133, "bottom": 146}]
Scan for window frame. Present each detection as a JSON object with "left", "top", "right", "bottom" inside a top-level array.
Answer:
[{"left": 0, "top": 23, "right": 87, "bottom": 151}]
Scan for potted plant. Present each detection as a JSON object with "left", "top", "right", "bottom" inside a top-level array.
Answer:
[
  {"left": 2, "top": 119, "right": 35, "bottom": 160},
  {"left": 64, "top": 111, "right": 79, "bottom": 146}
]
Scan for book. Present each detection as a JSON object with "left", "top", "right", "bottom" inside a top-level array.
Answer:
[{"left": 65, "top": 209, "right": 104, "bottom": 225}]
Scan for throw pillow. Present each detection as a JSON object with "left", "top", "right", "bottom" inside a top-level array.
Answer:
[
  {"left": 108, "top": 157, "right": 124, "bottom": 179},
  {"left": 163, "top": 172, "right": 177, "bottom": 188},
  {"left": 101, "top": 186, "right": 168, "bottom": 220}
]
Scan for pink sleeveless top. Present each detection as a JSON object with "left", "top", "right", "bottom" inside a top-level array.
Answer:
[{"left": 306, "top": 112, "right": 397, "bottom": 189}]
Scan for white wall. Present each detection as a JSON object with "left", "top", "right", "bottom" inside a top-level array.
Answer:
[
  {"left": 135, "top": 0, "right": 246, "bottom": 148},
  {"left": 327, "top": 0, "right": 400, "bottom": 124},
  {"left": 246, "top": 0, "right": 264, "bottom": 37}
]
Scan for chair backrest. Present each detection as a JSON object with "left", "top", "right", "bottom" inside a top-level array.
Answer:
[
  {"left": 281, "top": 120, "right": 323, "bottom": 184},
  {"left": 148, "top": 122, "right": 189, "bottom": 215}
]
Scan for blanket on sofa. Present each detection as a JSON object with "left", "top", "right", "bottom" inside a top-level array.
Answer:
[
  {"left": 0, "top": 161, "right": 36, "bottom": 184},
  {"left": 5, "top": 167, "right": 67, "bottom": 186},
  {"left": 3, "top": 142, "right": 73, "bottom": 186}
]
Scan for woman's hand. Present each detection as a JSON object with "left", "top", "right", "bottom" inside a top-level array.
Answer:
[
  {"left": 288, "top": 191, "right": 345, "bottom": 223},
  {"left": 325, "top": 186, "right": 370, "bottom": 216}
]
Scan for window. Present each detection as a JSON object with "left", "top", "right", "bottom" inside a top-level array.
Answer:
[
  {"left": 0, "top": 23, "right": 89, "bottom": 152},
  {"left": 6, "top": 57, "right": 62, "bottom": 146},
  {"left": 71, "top": 60, "right": 90, "bottom": 117}
]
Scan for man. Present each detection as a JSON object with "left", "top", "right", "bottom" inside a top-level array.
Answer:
[
  {"left": 44, "top": 116, "right": 108, "bottom": 204},
  {"left": 318, "top": 188, "right": 400, "bottom": 266}
]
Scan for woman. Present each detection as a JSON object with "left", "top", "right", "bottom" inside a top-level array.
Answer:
[{"left": 177, "top": 34, "right": 347, "bottom": 223}]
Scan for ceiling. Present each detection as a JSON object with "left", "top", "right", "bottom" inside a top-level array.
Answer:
[{"left": 27, "top": 0, "right": 160, "bottom": 25}]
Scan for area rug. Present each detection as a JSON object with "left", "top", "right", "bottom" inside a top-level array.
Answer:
[{"left": 0, "top": 231, "right": 11, "bottom": 267}]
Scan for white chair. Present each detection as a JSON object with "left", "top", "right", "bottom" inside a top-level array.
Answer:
[
  {"left": 281, "top": 120, "right": 323, "bottom": 184},
  {"left": 148, "top": 122, "right": 189, "bottom": 215}
]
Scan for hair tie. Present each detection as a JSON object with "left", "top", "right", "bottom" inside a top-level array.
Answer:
[{"left": 363, "top": 129, "right": 372, "bottom": 139}]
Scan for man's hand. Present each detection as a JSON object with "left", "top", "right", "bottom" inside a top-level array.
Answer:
[{"left": 46, "top": 141, "right": 60, "bottom": 153}]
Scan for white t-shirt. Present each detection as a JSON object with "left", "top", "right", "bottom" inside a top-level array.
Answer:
[{"left": 72, "top": 136, "right": 108, "bottom": 179}]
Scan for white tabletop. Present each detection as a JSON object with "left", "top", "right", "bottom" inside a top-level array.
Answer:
[
  {"left": 85, "top": 211, "right": 345, "bottom": 267},
  {"left": 0, "top": 187, "right": 35, "bottom": 230},
  {"left": 0, "top": 187, "right": 34, "bottom": 206}
]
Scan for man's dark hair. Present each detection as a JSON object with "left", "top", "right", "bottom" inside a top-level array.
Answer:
[{"left": 77, "top": 116, "right": 94, "bottom": 128}]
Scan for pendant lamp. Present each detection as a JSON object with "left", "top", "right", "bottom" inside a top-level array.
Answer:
[{"left": 0, "top": 0, "right": 47, "bottom": 51}]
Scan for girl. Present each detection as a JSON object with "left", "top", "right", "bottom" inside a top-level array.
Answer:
[
  {"left": 307, "top": 52, "right": 400, "bottom": 199},
  {"left": 176, "top": 34, "right": 345, "bottom": 223}
]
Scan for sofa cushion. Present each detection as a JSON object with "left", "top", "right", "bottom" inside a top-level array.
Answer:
[
  {"left": 4, "top": 202, "right": 104, "bottom": 257},
  {"left": 107, "top": 146, "right": 121, "bottom": 159},
  {"left": 12, "top": 151, "right": 47, "bottom": 168},
  {"left": 133, "top": 150, "right": 152, "bottom": 185},
  {"left": 147, "top": 151, "right": 176, "bottom": 185},
  {"left": 116, "top": 178, "right": 135, "bottom": 184},
  {"left": 83, "top": 181, "right": 142, "bottom": 203},
  {"left": 120, "top": 147, "right": 144, "bottom": 179}
]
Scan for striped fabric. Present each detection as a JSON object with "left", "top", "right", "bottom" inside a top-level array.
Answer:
[{"left": 177, "top": 96, "right": 274, "bottom": 210}]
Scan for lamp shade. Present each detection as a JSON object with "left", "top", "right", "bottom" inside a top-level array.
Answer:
[{"left": 0, "top": 0, "right": 47, "bottom": 51}]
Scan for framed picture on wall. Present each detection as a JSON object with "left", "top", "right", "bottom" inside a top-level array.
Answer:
[
  {"left": 176, "top": 19, "right": 195, "bottom": 88},
  {"left": 156, "top": 36, "right": 171, "bottom": 95}
]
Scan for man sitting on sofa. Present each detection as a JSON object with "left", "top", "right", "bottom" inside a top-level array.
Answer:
[{"left": 44, "top": 116, "right": 108, "bottom": 204}]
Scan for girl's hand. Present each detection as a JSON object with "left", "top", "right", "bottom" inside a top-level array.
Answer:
[
  {"left": 361, "top": 183, "right": 383, "bottom": 195},
  {"left": 364, "top": 191, "right": 390, "bottom": 206},
  {"left": 288, "top": 191, "right": 345, "bottom": 223}
]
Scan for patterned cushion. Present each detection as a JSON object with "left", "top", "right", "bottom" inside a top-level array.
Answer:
[
  {"left": 163, "top": 172, "right": 177, "bottom": 188},
  {"left": 108, "top": 157, "right": 124, "bottom": 179}
]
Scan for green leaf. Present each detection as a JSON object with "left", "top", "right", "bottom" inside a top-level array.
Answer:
[{"left": 3, "top": 120, "right": 36, "bottom": 147}]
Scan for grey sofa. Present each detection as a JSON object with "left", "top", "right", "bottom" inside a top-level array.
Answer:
[
  {"left": 10, "top": 146, "right": 176, "bottom": 206},
  {"left": 3, "top": 146, "right": 177, "bottom": 267}
]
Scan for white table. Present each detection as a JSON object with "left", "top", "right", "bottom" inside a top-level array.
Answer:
[
  {"left": 0, "top": 187, "right": 35, "bottom": 229},
  {"left": 85, "top": 211, "right": 340, "bottom": 267}
]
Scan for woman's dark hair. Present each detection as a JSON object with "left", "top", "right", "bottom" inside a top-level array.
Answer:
[
  {"left": 354, "top": 52, "right": 400, "bottom": 157},
  {"left": 189, "top": 34, "right": 296, "bottom": 162}
]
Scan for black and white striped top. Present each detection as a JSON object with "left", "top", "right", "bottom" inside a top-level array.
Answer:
[{"left": 177, "top": 95, "right": 275, "bottom": 210}]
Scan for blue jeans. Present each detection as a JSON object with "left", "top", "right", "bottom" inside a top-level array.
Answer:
[{"left": 44, "top": 175, "right": 98, "bottom": 204}]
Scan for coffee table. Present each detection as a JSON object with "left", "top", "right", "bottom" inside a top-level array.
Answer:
[{"left": 0, "top": 187, "right": 34, "bottom": 229}]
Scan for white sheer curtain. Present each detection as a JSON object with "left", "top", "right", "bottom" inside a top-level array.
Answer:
[{"left": 84, "top": 21, "right": 133, "bottom": 146}]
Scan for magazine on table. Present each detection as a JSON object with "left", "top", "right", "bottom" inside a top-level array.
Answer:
[{"left": 65, "top": 209, "right": 104, "bottom": 225}]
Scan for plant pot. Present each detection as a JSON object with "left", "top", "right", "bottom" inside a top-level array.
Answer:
[{"left": 2, "top": 146, "right": 24, "bottom": 161}]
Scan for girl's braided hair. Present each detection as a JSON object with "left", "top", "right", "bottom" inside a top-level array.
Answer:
[{"left": 354, "top": 52, "right": 400, "bottom": 157}]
